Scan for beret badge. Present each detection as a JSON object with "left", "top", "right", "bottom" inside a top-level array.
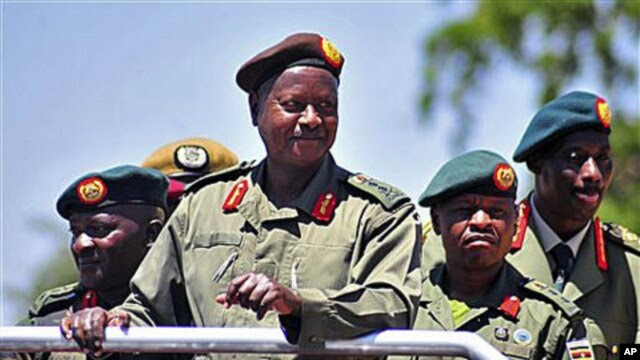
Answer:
[
  {"left": 493, "top": 163, "right": 515, "bottom": 192},
  {"left": 320, "top": 37, "right": 343, "bottom": 69},
  {"left": 174, "top": 145, "right": 208, "bottom": 170},
  {"left": 76, "top": 177, "right": 107, "bottom": 205},
  {"left": 595, "top": 98, "right": 611, "bottom": 129}
]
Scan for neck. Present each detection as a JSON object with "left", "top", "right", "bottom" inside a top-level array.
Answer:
[
  {"left": 264, "top": 156, "right": 324, "bottom": 207},
  {"left": 532, "top": 192, "right": 589, "bottom": 240},
  {"left": 96, "top": 285, "right": 131, "bottom": 309},
  {"left": 445, "top": 261, "right": 503, "bottom": 302}
]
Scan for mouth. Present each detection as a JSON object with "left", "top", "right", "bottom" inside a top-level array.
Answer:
[
  {"left": 462, "top": 234, "right": 497, "bottom": 248},
  {"left": 78, "top": 257, "right": 101, "bottom": 268},
  {"left": 572, "top": 186, "right": 601, "bottom": 207}
]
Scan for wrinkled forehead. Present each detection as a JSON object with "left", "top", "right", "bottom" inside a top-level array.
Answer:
[
  {"left": 546, "top": 129, "right": 611, "bottom": 156},
  {"left": 68, "top": 204, "right": 134, "bottom": 223},
  {"left": 260, "top": 66, "right": 339, "bottom": 95}
]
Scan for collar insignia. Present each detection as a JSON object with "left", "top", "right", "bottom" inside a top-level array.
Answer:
[
  {"left": 499, "top": 295, "right": 521, "bottom": 319},
  {"left": 312, "top": 192, "right": 336, "bottom": 222},
  {"left": 222, "top": 179, "right": 249, "bottom": 212},
  {"left": 76, "top": 177, "right": 107, "bottom": 205}
]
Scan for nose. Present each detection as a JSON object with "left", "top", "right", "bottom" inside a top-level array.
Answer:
[
  {"left": 579, "top": 157, "right": 602, "bottom": 183},
  {"left": 469, "top": 209, "right": 492, "bottom": 231},
  {"left": 71, "top": 233, "right": 95, "bottom": 254},
  {"left": 298, "top": 104, "right": 322, "bottom": 129}
]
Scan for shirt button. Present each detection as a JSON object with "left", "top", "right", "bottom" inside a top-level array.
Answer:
[{"left": 309, "top": 335, "right": 320, "bottom": 343}]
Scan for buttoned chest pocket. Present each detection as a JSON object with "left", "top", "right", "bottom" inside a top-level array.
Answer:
[
  {"left": 292, "top": 243, "right": 353, "bottom": 290},
  {"left": 192, "top": 232, "right": 246, "bottom": 288}
]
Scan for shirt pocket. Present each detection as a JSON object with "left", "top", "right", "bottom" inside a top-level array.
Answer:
[
  {"left": 292, "top": 243, "right": 353, "bottom": 290},
  {"left": 192, "top": 232, "right": 244, "bottom": 286}
]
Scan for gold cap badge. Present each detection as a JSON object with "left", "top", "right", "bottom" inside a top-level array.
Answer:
[
  {"left": 76, "top": 177, "right": 107, "bottom": 205},
  {"left": 595, "top": 98, "right": 611, "bottom": 128},
  {"left": 493, "top": 163, "right": 515, "bottom": 191},
  {"left": 320, "top": 37, "right": 343, "bottom": 69}
]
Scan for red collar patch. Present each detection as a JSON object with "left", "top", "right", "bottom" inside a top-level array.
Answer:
[
  {"left": 81, "top": 289, "right": 98, "bottom": 309},
  {"left": 222, "top": 179, "right": 249, "bottom": 212},
  {"left": 511, "top": 199, "right": 531, "bottom": 251},
  {"left": 312, "top": 192, "right": 337, "bottom": 222},
  {"left": 594, "top": 217, "right": 608, "bottom": 271},
  {"left": 499, "top": 295, "right": 521, "bottom": 319}
]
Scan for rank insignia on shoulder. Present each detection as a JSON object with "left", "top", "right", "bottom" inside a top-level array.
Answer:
[
  {"left": 76, "top": 177, "right": 107, "bottom": 205},
  {"left": 347, "top": 173, "right": 408, "bottom": 210},
  {"left": 222, "top": 179, "right": 249, "bottom": 212},
  {"left": 312, "top": 192, "right": 336, "bottom": 222},
  {"left": 499, "top": 295, "right": 521, "bottom": 319},
  {"left": 566, "top": 338, "right": 594, "bottom": 360},
  {"left": 513, "top": 328, "right": 532, "bottom": 345}
]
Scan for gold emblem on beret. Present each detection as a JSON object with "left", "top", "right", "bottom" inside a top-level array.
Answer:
[
  {"left": 76, "top": 177, "right": 107, "bottom": 205},
  {"left": 320, "top": 37, "right": 343, "bottom": 69},
  {"left": 595, "top": 98, "right": 611, "bottom": 128},
  {"left": 493, "top": 163, "right": 515, "bottom": 191}
]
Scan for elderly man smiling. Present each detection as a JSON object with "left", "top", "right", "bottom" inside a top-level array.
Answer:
[{"left": 61, "top": 33, "right": 422, "bottom": 359}]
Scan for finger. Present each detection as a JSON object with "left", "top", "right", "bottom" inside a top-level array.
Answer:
[
  {"left": 71, "top": 313, "right": 88, "bottom": 348},
  {"left": 60, "top": 314, "right": 73, "bottom": 340},
  {"left": 225, "top": 273, "right": 252, "bottom": 305},
  {"left": 107, "top": 310, "right": 130, "bottom": 329},
  {"left": 248, "top": 280, "right": 272, "bottom": 312},
  {"left": 236, "top": 275, "right": 261, "bottom": 309},
  {"left": 215, "top": 293, "right": 227, "bottom": 305},
  {"left": 89, "top": 308, "right": 106, "bottom": 350}
]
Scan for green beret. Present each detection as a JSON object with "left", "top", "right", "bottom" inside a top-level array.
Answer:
[
  {"left": 513, "top": 91, "right": 612, "bottom": 162},
  {"left": 418, "top": 150, "right": 518, "bottom": 207},
  {"left": 236, "top": 32, "right": 345, "bottom": 93},
  {"left": 56, "top": 165, "right": 169, "bottom": 219}
]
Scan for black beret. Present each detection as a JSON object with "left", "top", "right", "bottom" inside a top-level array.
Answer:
[
  {"left": 419, "top": 150, "right": 518, "bottom": 207},
  {"left": 236, "top": 32, "right": 345, "bottom": 93},
  {"left": 56, "top": 165, "right": 169, "bottom": 219},
  {"left": 513, "top": 91, "right": 612, "bottom": 162}
]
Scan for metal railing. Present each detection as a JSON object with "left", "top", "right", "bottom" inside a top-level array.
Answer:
[{"left": 0, "top": 327, "right": 507, "bottom": 359}]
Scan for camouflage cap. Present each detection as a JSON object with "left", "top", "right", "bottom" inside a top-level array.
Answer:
[
  {"left": 419, "top": 150, "right": 518, "bottom": 207},
  {"left": 236, "top": 32, "right": 345, "bottom": 93},
  {"left": 56, "top": 165, "right": 169, "bottom": 219},
  {"left": 513, "top": 91, "right": 612, "bottom": 162}
]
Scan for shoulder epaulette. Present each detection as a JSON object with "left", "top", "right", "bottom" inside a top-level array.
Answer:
[
  {"left": 346, "top": 173, "right": 409, "bottom": 210},
  {"left": 185, "top": 160, "right": 256, "bottom": 195},
  {"left": 522, "top": 280, "right": 583, "bottom": 320},
  {"left": 29, "top": 282, "right": 81, "bottom": 318},
  {"left": 422, "top": 220, "right": 433, "bottom": 244},
  {"left": 602, "top": 222, "right": 640, "bottom": 257}
]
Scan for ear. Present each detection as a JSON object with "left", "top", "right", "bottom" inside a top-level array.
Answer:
[
  {"left": 249, "top": 93, "right": 260, "bottom": 126},
  {"left": 430, "top": 207, "right": 441, "bottom": 235},
  {"left": 144, "top": 219, "right": 164, "bottom": 248}
]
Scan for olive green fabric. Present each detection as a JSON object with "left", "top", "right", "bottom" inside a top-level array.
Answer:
[
  {"left": 392, "top": 263, "right": 607, "bottom": 360},
  {"left": 507, "top": 195, "right": 640, "bottom": 348},
  {"left": 56, "top": 165, "right": 169, "bottom": 219},
  {"left": 513, "top": 91, "right": 611, "bottom": 163},
  {"left": 115, "top": 154, "right": 422, "bottom": 359},
  {"left": 418, "top": 150, "right": 517, "bottom": 207}
]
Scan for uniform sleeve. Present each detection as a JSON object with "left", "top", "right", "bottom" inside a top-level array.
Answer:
[
  {"left": 541, "top": 313, "right": 608, "bottom": 360},
  {"left": 113, "top": 197, "right": 192, "bottom": 327},
  {"left": 282, "top": 202, "right": 422, "bottom": 346}
]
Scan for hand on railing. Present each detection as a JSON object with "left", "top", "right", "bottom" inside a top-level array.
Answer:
[
  {"left": 59, "top": 308, "right": 129, "bottom": 357},
  {"left": 215, "top": 272, "right": 302, "bottom": 320}
]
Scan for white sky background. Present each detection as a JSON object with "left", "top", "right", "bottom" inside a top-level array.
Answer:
[{"left": 1, "top": 2, "right": 628, "bottom": 324}]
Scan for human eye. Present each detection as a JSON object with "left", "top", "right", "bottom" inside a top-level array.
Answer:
[
  {"left": 567, "top": 150, "right": 586, "bottom": 164},
  {"left": 86, "top": 223, "right": 114, "bottom": 237},
  {"left": 280, "top": 99, "right": 304, "bottom": 113}
]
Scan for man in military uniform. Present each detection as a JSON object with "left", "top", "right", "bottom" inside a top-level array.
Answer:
[
  {"left": 507, "top": 91, "right": 640, "bottom": 352},
  {"left": 60, "top": 33, "right": 422, "bottom": 359},
  {"left": 141, "top": 137, "right": 239, "bottom": 215},
  {"left": 17, "top": 165, "right": 169, "bottom": 359},
  {"left": 406, "top": 150, "right": 606, "bottom": 360}
]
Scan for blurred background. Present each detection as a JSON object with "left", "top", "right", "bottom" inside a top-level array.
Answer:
[{"left": 2, "top": 1, "right": 638, "bottom": 325}]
